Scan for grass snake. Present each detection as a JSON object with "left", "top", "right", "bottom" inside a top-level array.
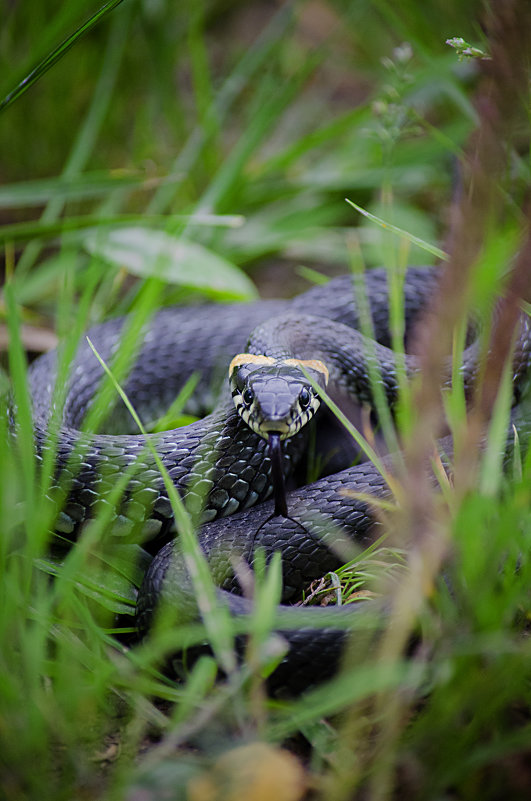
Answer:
[{"left": 28, "top": 267, "right": 531, "bottom": 693}]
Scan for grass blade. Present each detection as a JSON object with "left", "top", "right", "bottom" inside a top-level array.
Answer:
[
  {"left": 346, "top": 199, "right": 448, "bottom": 260},
  {"left": 0, "top": 0, "right": 126, "bottom": 113}
]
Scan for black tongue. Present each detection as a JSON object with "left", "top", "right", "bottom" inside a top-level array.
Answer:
[{"left": 268, "top": 433, "right": 288, "bottom": 518}]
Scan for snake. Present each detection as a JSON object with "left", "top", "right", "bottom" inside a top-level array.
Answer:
[{"left": 28, "top": 267, "right": 531, "bottom": 694}]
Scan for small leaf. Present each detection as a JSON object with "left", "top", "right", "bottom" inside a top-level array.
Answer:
[{"left": 83, "top": 227, "right": 257, "bottom": 300}]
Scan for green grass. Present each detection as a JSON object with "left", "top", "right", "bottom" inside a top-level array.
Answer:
[{"left": 2, "top": 1, "right": 531, "bottom": 799}]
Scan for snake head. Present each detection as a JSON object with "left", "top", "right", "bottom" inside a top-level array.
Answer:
[{"left": 229, "top": 354, "right": 328, "bottom": 440}]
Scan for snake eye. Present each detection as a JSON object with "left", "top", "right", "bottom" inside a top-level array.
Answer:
[
  {"left": 299, "top": 387, "right": 311, "bottom": 409},
  {"left": 242, "top": 387, "right": 254, "bottom": 407}
]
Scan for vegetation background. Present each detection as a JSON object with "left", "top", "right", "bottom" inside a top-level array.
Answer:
[{"left": 1, "top": 0, "right": 531, "bottom": 799}]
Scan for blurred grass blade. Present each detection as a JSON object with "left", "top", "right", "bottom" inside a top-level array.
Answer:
[
  {"left": 4, "top": 283, "right": 36, "bottom": 523},
  {"left": 270, "top": 660, "right": 425, "bottom": 741},
  {"left": 198, "top": 55, "right": 320, "bottom": 213},
  {"left": 15, "top": 3, "right": 130, "bottom": 278},
  {"left": 0, "top": 172, "right": 162, "bottom": 209},
  {"left": 479, "top": 358, "right": 516, "bottom": 495},
  {"left": 0, "top": 0, "right": 126, "bottom": 113},
  {"left": 0, "top": 213, "right": 245, "bottom": 245},
  {"left": 147, "top": 3, "right": 297, "bottom": 214}
]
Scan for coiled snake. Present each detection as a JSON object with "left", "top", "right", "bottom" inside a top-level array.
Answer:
[{"left": 28, "top": 267, "right": 531, "bottom": 693}]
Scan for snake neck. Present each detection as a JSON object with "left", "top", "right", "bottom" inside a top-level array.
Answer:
[{"left": 246, "top": 313, "right": 410, "bottom": 408}]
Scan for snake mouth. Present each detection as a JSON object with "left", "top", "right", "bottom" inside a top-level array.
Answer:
[{"left": 261, "top": 420, "right": 292, "bottom": 437}]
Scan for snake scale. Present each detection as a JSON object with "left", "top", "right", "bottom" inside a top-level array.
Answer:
[{"left": 28, "top": 267, "right": 531, "bottom": 693}]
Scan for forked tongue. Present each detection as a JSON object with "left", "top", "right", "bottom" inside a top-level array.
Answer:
[{"left": 268, "top": 432, "right": 288, "bottom": 517}]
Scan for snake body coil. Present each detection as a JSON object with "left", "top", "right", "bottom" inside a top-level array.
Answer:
[{"left": 28, "top": 267, "right": 531, "bottom": 693}]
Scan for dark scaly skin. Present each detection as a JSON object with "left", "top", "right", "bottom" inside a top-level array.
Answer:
[
  {"left": 137, "top": 458, "right": 390, "bottom": 694},
  {"left": 29, "top": 267, "right": 438, "bottom": 542},
  {"left": 132, "top": 273, "right": 531, "bottom": 694},
  {"left": 34, "top": 266, "right": 531, "bottom": 693}
]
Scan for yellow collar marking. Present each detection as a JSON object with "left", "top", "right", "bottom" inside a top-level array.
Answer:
[
  {"left": 283, "top": 358, "right": 329, "bottom": 385},
  {"left": 229, "top": 353, "right": 329, "bottom": 384},
  {"left": 229, "top": 353, "right": 276, "bottom": 374}
]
